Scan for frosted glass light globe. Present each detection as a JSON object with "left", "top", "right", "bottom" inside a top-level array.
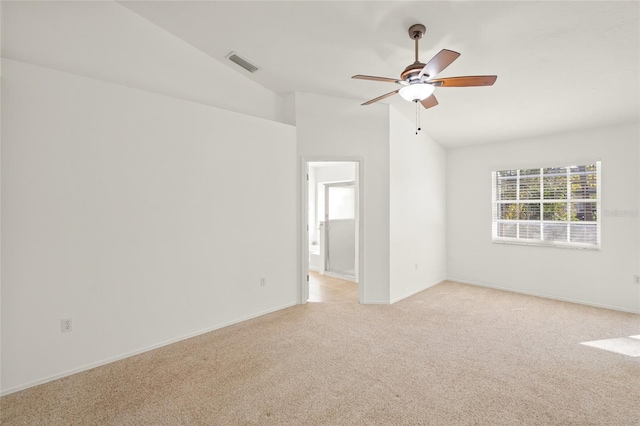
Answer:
[{"left": 398, "top": 83, "right": 435, "bottom": 102}]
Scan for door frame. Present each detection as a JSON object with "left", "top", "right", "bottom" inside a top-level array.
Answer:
[{"left": 300, "top": 157, "right": 364, "bottom": 304}]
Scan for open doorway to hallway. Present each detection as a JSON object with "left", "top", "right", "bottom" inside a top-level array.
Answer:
[
  {"left": 308, "top": 271, "right": 358, "bottom": 303},
  {"left": 304, "top": 160, "right": 361, "bottom": 303}
]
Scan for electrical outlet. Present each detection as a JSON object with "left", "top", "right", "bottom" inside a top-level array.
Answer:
[
  {"left": 61, "top": 318, "right": 72, "bottom": 333},
  {"left": 414, "top": 263, "right": 418, "bottom": 271},
  {"left": 260, "top": 277, "right": 266, "bottom": 287},
  {"left": 634, "top": 275, "right": 640, "bottom": 285}
]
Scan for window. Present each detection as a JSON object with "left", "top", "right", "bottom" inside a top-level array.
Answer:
[{"left": 492, "top": 162, "right": 601, "bottom": 249}]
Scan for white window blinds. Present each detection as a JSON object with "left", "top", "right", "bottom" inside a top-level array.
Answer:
[{"left": 492, "top": 162, "right": 601, "bottom": 248}]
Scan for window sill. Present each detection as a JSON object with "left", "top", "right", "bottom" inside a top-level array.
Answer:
[{"left": 492, "top": 238, "right": 601, "bottom": 250}]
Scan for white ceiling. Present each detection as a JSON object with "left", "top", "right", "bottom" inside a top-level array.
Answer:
[{"left": 120, "top": 1, "right": 639, "bottom": 148}]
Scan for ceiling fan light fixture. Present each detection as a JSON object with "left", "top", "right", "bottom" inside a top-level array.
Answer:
[
  {"left": 353, "top": 23, "right": 496, "bottom": 111},
  {"left": 398, "top": 83, "right": 435, "bottom": 102}
]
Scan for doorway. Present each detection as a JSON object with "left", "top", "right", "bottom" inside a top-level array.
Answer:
[
  {"left": 308, "top": 271, "right": 358, "bottom": 303},
  {"left": 302, "top": 160, "right": 362, "bottom": 304}
]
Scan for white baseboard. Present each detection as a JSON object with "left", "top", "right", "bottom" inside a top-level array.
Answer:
[
  {"left": 389, "top": 279, "right": 445, "bottom": 304},
  {"left": 1, "top": 301, "right": 298, "bottom": 396},
  {"left": 323, "top": 270, "right": 357, "bottom": 283},
  {"left": 448, "top": 278, "right": 640, "bottom": 315}
]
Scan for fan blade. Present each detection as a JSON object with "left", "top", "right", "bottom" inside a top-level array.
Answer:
[
  {"left": 362, "top": 90, "right": 399, "bottom": 106},
  {"left": 418, "top": 49, "right": 461, "bottom": 79},
  {"left": 430, "top": 75, "right": 497, "bottom": 87},
  {"left": 420, "top": 94, "right": 438, "bottom": 110},
  {"left": 352, "top": 75, "right": 404, "bottom": 84}
]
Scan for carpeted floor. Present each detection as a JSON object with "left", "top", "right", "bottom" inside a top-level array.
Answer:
[{"left": 2, "top": 281, "right": 639, "bottom": 425}]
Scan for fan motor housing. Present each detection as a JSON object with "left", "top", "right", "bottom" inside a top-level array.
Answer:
[{"left": 401, "top": 62, "right": 427, "bottom": 81}]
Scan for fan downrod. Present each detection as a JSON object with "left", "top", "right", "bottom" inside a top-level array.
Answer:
[{"left": 405, "top": 24, "right": 427, "bottom": 77}]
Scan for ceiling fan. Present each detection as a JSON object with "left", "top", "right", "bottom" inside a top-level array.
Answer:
[{"left": 352, "top": 24, "right": 497, "bottom": 109}]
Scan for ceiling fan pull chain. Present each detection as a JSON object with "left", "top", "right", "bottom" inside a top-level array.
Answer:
[{"left": 415, "top": 100, "right": 420, "bottom": 135}]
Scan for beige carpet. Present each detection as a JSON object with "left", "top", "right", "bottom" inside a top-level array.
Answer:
[{"left": 2, "top": 281, "right": 639, "bottom": 425}]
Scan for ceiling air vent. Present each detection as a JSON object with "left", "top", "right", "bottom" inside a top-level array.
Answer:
[{"left": 226, "top": 52, "right": 260, "bottom": 73}]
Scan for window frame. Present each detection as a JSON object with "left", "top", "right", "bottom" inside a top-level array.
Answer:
[{"left": 491, "top": 161, "right": 601, "bottom": 250}]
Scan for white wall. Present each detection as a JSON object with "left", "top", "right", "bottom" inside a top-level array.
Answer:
[
  {"left": 295, "top": 92, "right": 390, "bottom": 303},
  {"left": 314, "top": 163, "right": 357, "bottom": 184},
  {"left": 296, "top": 94, "right": 448, "bottom": 304},
  {"left": 0, "top": 59, "right": 297, "bottom": 394},
  {"left": 1, "top": 1, "right": 283, "bottom": 123},
  {"left": 389, "top": 108, "right": 447, "bottom": 302},
  {"left": 447, "top": 123, "right": 640, "bottom": 313}
]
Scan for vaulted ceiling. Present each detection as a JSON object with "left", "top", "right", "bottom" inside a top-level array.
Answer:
[{"left": 121, "top": 1, "right": 638, "bottom": 148}]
